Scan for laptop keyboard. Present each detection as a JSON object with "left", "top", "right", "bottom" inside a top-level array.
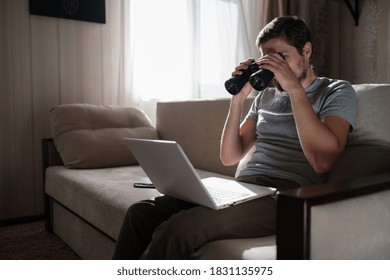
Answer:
[{"left": 206, "top": 185, "right": 250, "bottom": 204}]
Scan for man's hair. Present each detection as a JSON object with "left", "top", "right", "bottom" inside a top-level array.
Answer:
[{"left": 256, "top": 16, "right": 312, "bottom": 55}]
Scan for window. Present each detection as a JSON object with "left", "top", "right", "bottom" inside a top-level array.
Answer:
[
  {"left": 132, "top": 0, "right": 192, "bottom": 101},
  {"left": 130, "top": 0, "right": 262, "bottom": 101}
]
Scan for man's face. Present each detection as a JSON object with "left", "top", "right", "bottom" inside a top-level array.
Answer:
[{"left": 259, "top": 37, "right": 311, "bottom": 91}]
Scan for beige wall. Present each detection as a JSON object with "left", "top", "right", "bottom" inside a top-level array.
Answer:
[
  {"left": 0, "top": 0, "right": 127, "bottom": 220},
  {"left": 1, "top": 0, "right": 389, "bottom": 220}
]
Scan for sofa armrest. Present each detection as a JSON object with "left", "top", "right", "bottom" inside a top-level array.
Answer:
[
  {"left": 276, "top": 172, "right": 390, "bottom": 259},
  {"left": 42, "top": 138, "right": 63, "bottom": 232},
  {"left": 42, "top": 138, "right": 63, "bottom": 170}
]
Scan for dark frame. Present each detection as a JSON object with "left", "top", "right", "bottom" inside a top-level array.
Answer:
[{"left": 29, "top": 0, "right": 106, "bottom": 24}]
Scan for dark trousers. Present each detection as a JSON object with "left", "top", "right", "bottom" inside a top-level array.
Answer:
[{"left": 112, "top": 175, "right": 300, "bottom": 260}]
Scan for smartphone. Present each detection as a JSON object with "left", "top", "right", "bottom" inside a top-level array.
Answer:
[{"left": 133, "top": 182, "right": 155, "bottom": 189}]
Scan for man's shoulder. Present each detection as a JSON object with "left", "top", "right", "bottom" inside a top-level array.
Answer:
[
  {"left": 316, "top": 77, "right": 355, "bottom": 92},
  {"left": 309, "top": 77, "right": 356, "bottom": 101}
]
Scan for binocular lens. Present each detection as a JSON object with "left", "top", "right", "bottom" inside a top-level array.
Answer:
[
  {"left": 225, "top": 53, "right": 285, "bottom": 95},
  {"left": 224, "top": 64, "right": 274, "bottom": 95},
  {"left": 249, "top": 69, "right": 274, "bottom": 91}
]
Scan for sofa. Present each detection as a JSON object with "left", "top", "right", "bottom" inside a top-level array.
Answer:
[{"left": 43, "top": 83, "right": 390, "bottom": 260}]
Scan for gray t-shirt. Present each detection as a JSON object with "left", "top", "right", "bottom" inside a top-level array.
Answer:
[{"left": 238, "top": 77, "right": 357, "bottom": 186}]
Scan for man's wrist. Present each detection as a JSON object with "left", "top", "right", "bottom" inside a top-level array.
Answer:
[{"left": 231, "top": 92, "right": 247, "bottom": 105}]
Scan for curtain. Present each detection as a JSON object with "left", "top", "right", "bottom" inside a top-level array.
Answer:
[
  {"left": 262, "top": 0, "right": 300, "bottom": 26},
  {"left": 117, "top": 0, "right": 135, "bottom": 105},
  {"left": 125, "top": 0, "right": 266, "bottom": 104},
  {"left": 187, "top": 0, "right": 265, "bottom": 99}
]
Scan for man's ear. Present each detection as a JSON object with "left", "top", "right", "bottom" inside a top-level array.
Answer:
[{"left": 303, "top": 42, "right": 312, "bottom": 58}]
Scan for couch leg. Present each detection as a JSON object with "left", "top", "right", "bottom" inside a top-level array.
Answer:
[{"left": 44, "top": 194, "right": 53, "bottom": 233}]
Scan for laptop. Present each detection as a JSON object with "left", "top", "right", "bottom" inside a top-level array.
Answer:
[{"left": 124, "top": 138, "right": 275, "bottom": 210}]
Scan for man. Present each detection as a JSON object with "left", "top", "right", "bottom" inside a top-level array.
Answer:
[
  {"left": 221, "top": 15, "right": 356, "bottom": 187},
  {"left": 113, "top": 16, "right": 356, "bottom": 260}
]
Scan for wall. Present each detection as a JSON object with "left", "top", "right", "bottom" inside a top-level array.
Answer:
[
  {"left": 0, "top": 0, "right": 128, "bottom": 220},
  {"left": 0, "top": 0, "right": 390, "bottom": 221}
]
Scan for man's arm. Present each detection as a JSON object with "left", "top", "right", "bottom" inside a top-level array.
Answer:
[
  {"left": 288, "top": 90, "right": 350, "bottom": 173},
  {"left": 220, "top": 59, "right": 257, "bottom": 166},
  {"left": 260, "top": 52, "right": 351, "bottom": 174},
  {"left": 220, "top": 98, "right": 256, "bottom": 166}
]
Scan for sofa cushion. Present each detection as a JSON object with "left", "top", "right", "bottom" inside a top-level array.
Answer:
[
  {"left": 50, "top": 104, "right": 159, "bottom": 168},
  {"left": 328, "top": 84, "right": 390, "bottom": 182},
  {"left": 327, "top": 145, "right": 390, "bottom": 182},
  {"left": 156, "top": 98, "right": 253, "bottom": 177},
  {"left": 45, "top": 165, "right": 160, "bottom": 239},
  {"left": 192, "top": 235, "right": 276, "bottom": 260},
  {"left": 349, "top": 84, "right": 390, "bottom": 146},
  {"left": 45, "top": 165, "right": 233, "bottom": 240}
]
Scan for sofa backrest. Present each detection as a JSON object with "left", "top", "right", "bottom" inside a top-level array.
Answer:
[
  {"left": 156, "top": 98, "right": 253, "bottom": 177},
  {"left": 348, "top": 84, "right": 390, "bottom": 146},
  {"left": 157, "top": 84, "right": 390, "bottom": 182},
  {"left": 50, "top": 104, "right": 159, "bottom": 168},
  {"left": 328, "top": 84, "right": 390, "bottom": 182}
]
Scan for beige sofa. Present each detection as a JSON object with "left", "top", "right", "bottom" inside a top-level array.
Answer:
[{"left": 44, "top": 84, "right": 390, "bottom": 260}]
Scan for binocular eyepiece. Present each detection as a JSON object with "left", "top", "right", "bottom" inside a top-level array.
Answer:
[{"left": 224, "top": 54, "right": 284, "bottom": 95}]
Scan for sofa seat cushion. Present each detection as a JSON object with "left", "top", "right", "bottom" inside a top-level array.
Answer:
[
  {"left": 46, "top": 165, "right": 159, "bottom": 239},
  {"left": 50, "top": 104, "right": 159, "bottom": 168},
  {"left": 192, "top": 235, "right": 276, "bottom": 260},
  {"left": 45, "top": 165, "right": 234, "bottom": 240}
]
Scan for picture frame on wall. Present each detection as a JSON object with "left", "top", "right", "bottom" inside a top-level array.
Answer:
[{"left": 29, "top": 0, "right": 106, "bottom": 24}]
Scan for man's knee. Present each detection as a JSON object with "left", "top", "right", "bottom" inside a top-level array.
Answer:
[
  {"left": 143, "top": 216, "right": 196, "bottom": 259},
  {"left": 152, "top": 212, "right": 202, "bottom": 253}
]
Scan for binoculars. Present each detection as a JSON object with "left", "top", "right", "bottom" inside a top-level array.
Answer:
[
  {"left": 225, "top": 53, "right": 284, "bottom": 95},
  {"left": 224, "top": 62, "right": 274, "bottom": 95}
]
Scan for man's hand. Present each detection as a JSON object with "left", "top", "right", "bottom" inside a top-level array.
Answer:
[
  {"left": 231, "top": 58, "right": 256, "bottom": 102},
  {"left": 257, "top": 53, "right": 303, "bottom": 94}
]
